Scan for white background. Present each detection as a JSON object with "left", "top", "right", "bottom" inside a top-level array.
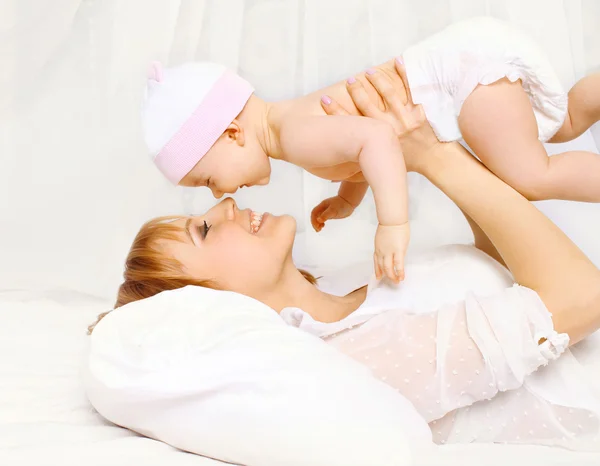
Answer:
[{"left": 1, "top": 0, "right": 599, "bottom": 300}]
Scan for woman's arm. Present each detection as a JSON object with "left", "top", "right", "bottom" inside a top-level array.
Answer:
[
  {"left": 423, "top": 143, "right": 600, "bottom": 344},
  {"left": 460, "top": 209, "right": 506, "bottom": 267},
  {"left": 321, "top": 63, "right": 600, "bottom": 345},
  {"left": 432, "top": 150, "right": 600, "bottom": 346}
]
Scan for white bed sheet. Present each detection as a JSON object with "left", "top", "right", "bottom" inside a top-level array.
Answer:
[{"left": 1, "top": 290, "right": 600, "bottom": 466}]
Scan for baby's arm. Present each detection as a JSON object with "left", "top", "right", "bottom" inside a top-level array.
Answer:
[
  {"left": 311, "top": 181, "right": 369, "bottom": 232},
  {"left": 280, "top": 115, "right": 408, "bottom": 226},
  {"left": 280, "top": 115, "right": 409, "bottom": 281},
  {"left": 338, "top": 181, "right": 369, "bottom": 208}
]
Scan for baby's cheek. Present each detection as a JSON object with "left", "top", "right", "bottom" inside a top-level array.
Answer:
[{"left": 186, "top": 164, "right": 204, "bottom": 182}]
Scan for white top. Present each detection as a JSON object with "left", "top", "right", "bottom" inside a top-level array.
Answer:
[{"left": 281, "top": 280, "right": 600, "bottom": 450}]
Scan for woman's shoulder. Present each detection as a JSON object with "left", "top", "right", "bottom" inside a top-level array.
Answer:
[{"left": 284, "top": 244, "right": 515, "bottom": 337}]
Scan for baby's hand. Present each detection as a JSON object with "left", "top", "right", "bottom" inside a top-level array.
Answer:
[
  {"left": 374, "top": 223, "right": 410, "bottom": 283},
  {"left": 311, "top": 195, "right": 355, "bottom": 232}
]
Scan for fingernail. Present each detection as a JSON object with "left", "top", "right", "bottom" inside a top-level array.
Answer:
[
  {"left": 395, "top": 56, "right": 404, "bottom": 65},
  {"left": 366, "top": 68, "right": 376, "bottom": 75},
  {"left": 321, "top": 95, "right": 332, "bottom": 105},
  {"left": 347, "top": 76, "right": 356, "bottom": 84}
]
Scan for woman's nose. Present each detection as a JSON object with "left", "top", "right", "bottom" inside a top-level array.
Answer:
[{"left": 218, "top": 197, "right": 237, "bottom": 220}]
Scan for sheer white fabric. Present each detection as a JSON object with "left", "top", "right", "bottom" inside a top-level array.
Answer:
[{"left": 319, "top": 286, "right": 600, "bottom": 450}]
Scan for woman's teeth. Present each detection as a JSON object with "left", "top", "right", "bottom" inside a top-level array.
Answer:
[{"left": 250, "top": 211, "right": 263, "bottom": 233}]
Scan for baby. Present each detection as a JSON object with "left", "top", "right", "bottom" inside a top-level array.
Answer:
[{"left": 142, "top": 17, "right": 600, "bottom": 283}]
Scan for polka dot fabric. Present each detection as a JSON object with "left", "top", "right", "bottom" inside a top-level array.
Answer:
[{"left": 319, "top": 286, "right": 600, "bottom": 450}]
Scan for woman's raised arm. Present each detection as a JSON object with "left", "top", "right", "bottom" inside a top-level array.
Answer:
[{"left": 321, "top": 62, "right": 600, "bottom": 345}]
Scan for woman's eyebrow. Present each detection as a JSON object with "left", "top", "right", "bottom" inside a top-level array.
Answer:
[{"left": 184, "top": 218, "right": 193, "bottom": 243}]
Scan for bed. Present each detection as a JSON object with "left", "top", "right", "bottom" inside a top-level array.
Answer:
[{"left": 2, "top": 287, "right": 600, "bottom": 465}]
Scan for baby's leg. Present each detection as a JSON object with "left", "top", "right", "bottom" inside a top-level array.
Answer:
[
  {"left": 458, "top": 78, "right": 600, "bottom": 202},
  {"left": 549, "top": 72, "right": 600, "bottom": 142}
]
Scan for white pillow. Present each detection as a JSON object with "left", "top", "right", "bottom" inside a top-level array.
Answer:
[
  {"left": 365, "top": 244, "right": 514, "bottom": 313},
  {"left": 84, "top": 286, "right": 432, "bottom": 466},
  {"left": 314, "top": 244, "right": 513, "bottom": 307}
]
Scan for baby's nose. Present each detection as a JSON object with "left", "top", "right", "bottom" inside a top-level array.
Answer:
[{"left": 212, "top": 188, "right": 223, "bottom": 199}]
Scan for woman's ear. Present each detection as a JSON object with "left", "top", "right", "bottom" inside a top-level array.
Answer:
[{"left": 225, "top": 120, "right": 245, "bottom": 146}]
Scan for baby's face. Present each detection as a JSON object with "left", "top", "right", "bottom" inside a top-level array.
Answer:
[{"left": 180, "top": 136, "right": 271, "bottom": 198}]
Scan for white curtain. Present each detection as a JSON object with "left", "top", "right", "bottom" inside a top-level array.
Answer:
[{"left": 1, "top": 0, "right": 599, "bottom": 299}]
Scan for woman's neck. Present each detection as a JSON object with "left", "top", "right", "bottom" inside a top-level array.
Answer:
[{"left": 260, "top": 267, "right": 367, "bottom": 323}]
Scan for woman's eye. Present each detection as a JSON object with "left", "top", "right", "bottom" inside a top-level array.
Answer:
[{"left": 197, "top": 220, "right": 212, "bottom": 239}]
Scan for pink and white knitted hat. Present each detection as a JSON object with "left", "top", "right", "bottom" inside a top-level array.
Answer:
[{"left": 142, "top": 61, "right": 255, "bottom": 184}]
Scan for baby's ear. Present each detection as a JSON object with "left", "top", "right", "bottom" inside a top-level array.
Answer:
[{"left": 224, "top": 119, "right": 245, "bottom": 145}]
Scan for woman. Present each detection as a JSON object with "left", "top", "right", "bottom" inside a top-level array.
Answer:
[{"left": 89, "top": 68, "right": 600, "bottom": 449}]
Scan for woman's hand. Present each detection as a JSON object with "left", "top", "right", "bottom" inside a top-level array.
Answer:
[{"left": 321, "top": 58, "right": 442, "bottom": 173}]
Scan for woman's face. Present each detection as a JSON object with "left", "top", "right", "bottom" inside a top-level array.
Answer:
[{"left": 165, "top": 197, "right": 297, "bottom": 297}]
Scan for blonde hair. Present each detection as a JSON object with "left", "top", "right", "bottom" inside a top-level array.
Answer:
[{"left": 87, "top": 216, "right": 316, "bottom": 334}]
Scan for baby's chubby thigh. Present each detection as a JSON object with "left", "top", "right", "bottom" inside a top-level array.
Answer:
[{"left": 457, "top": 78, "right": 553, "bottom": 201}]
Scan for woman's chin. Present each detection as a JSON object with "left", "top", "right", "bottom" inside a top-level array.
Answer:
[
  {"left": 283, "top": 215, "right": 298, "bottom": 234},
  {"left": 274, "top": 215, "right": 298, "bottom": 251}
]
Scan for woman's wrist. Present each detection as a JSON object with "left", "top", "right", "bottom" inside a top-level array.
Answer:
[{"left": 412, "top": 141, "right": 468, "bottom": 178}]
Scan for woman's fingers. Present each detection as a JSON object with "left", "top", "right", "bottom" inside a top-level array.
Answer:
[
  {"left": 394, "top": 57, "right": 414, "bottom": 106},
  {"left": 364, "top": 68, "right": 400, "bottom": 109},
  {"left": 320, "top": 95, "right": 350, "bottom": 116},
  {"left": 363, "top": 66, "right": 414, "bottom": 136},
  {"left": 414, "top": 103, "right": 429, "bottom": 129},
  {"left": 346, "top": 77, "right": 380, "bottom": 118}
]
